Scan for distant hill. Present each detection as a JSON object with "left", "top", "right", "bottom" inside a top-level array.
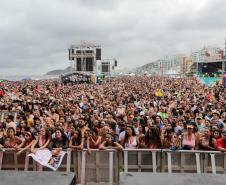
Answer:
[
  {"left": 134, "top": 62, "right": 153, "bottom": 73},
  {"left": 139, "top": 63, "right": 152, "bottom": 70},
  {"left": 46, "top": 66, "right": 74, "bottom": 75}
]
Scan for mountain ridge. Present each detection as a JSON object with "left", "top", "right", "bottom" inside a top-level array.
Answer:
[{"left": 46, "top": 66, "right": 73, "bottom": 75}]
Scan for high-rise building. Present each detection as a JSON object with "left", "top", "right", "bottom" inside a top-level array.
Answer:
[
  {"left": 190, "top": 46, "right": 224, "bottom": 63},
  {"left": 139, "top": 54, "right": 187, "bottom": 76}
]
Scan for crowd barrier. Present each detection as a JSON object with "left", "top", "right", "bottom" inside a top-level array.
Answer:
[{"left": 0, "top": 149, "right": 226, "bottom": 185}]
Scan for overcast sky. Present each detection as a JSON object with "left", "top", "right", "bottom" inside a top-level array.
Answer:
[{"left": 0, "top": 0, "right": 226, "bottom": 75}]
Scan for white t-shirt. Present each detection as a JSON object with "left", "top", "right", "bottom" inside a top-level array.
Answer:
[{"left": 119, "top": 131, "right": 126, "bottom": 142}]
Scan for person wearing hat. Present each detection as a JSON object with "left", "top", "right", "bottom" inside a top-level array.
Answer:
[
  {"left": 140, "top": 111, "right": 145, "bottom": 117},
  {"left": 212, "top": 111, "right": 220, "bottom": 122},
  {"left": 216, "top": 130, "right": 226, "bottom": 152},
  {"left": 196, "top": 116, "right": 205, "bottom": 133}
]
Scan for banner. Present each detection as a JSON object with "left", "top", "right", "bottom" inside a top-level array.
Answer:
[
  {"left": 28, "top": 149, "right": 66, "bottom": 171},
  {"left": 198, "top": 77, "right": 220, "bottom": 86}
]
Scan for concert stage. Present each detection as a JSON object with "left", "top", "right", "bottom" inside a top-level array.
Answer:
[
  {"left": 0, "top": 171, "right": 75, "bottom": 185},
  {"left": 120, "top": 173, "right": 226, "bottom": 185}
]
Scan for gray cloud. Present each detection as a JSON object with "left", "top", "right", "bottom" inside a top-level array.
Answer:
[{"left": 0, "top": 0, "right": 225, "bottom": 75}]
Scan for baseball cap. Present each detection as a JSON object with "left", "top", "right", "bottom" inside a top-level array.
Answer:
[
  {"left": 140, "top": 111, "right": 145, "bottom": 116},
  {"left": 212, "top": 111, "right": 220, "bottom": 116}
]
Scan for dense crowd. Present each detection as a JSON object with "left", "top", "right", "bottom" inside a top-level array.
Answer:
[{"left": 0, "top": 76, "right": 226, "bottom": 158}]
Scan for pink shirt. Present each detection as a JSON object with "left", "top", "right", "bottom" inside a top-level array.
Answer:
[{"left": 182, "top": 133, "right": 196, "bottom": 149}]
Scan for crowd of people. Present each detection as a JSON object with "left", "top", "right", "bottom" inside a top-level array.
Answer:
[{"left": 0, "top": 76, "right": 226, "bottom": 159}]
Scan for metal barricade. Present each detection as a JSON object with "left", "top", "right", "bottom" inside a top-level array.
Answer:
[
  {"left": 123, "top": 149, "right": 162, "bottom": 173},
  {"left": 0, "top": 148, "right": 226, "bottom": 185},
  {"left": 162, "top": 150, "right": 223, "bottom": 174}
]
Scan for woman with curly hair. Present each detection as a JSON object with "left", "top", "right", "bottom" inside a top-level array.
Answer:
[{"left": 48, "top": 128, "right": 68, "bottom": 150}]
